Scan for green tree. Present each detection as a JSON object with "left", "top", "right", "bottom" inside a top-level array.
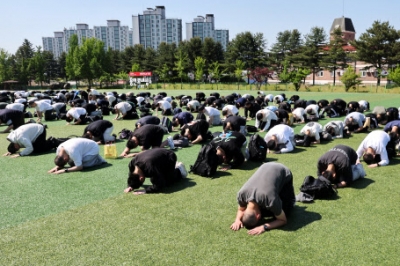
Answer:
[
  {"left": 292, "top": 27, "right": 327, "bottom": 85},
  {"left": 58, "top": 52, "right": 67, "bottom": 82},
  {"left": 225, "top": 32, "right": 267, "bottom": 83},
  {"left": 388, "top": 65, "right": 400, "bottom": 86},
  {"left": 194, "top": 56, "right": 206, "bottom": 89},
  {"left": 279, "top": 61, "right": 310, "bottom": 91},
  {"left": 15, "top": 39, "right": 35, "bottom": 85},
  {"left": 156, "top": 42, "right": 177, "bottom": 78},
  {"left": 340, "top": 66, "right": 362, "bottom": 91},
  {"left": 321, "top": 27, "right": 348, "bottom": 86},
  {"left": 0, "top": 49, "right": 12, "bottom": 82},
  {"left": 174, "top": 49, "right": 189, "bottom": 89},
  {"left": 28, "top": 46, "right": 47, "bottom": 87},
  {"left": 121, "top": 46, "right": 135, "bottom": 72},
  {"left": 352, "top": 21, "right": 400, "bottom": 86},
  {"left": 142, "top": 47, "right": 157, "bottom": 72},
  {"left": 208, "top": 61, "right": 222, "bottom": 89},
  {"left": 156, "top": 63, "right": 171, "bottom": 89},
  {"left": 131, "top": 63, "right": 140, "bottom": 72},
  {"left": 234, "top": 59, "right": 245, "bottom": 89},
  {"left": 270, "top": 29, "right": 302, "bottom": 72},
  {"left": 186, "top": 38, "right": 203, "bottom": 71},
  {"left": 65, "top": 35, "right": 80, "bottom": 87},
  {"left": 131, "top": 44, "right": 146, "bottom": 70}
]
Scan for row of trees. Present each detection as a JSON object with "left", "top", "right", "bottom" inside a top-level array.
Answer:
[{"left": 2, "top": 20, "right": 400, "bottom": 90}]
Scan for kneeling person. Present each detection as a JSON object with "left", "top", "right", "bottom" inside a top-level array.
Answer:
[
  {"left": 5, "top": 123, "right": 53, "bottom": 157},
  {"left": 230, "top": 162, "right": 295, "bottom": 235},
  {"left": 83, "top": 120, "right": 115, "bottom": 144},
  {"left": 121, "top": 124, "right": 164, "bottom": 157},
  {"left": 317, "top": 144, "right": 365, "bottom": 188},
  {"left": 124, "top": 148, "right": 187, "bottom": 194},
  {"left": 264, "top": 124, "right": 295, "bottom": 154},
  {"left": 48, "top": 138, "right": 106, "bottom": 174},
  {"left": 212, "top": 131, "right": 247, "bottom": 170}
]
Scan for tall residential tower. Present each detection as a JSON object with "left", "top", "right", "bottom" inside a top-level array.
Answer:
[{"left": 132, "top": 6, "right": 182, "bottom": 50}]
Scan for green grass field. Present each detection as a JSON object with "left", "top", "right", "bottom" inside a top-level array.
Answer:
[{"left": 1, "top": 90, "right": 400, "bottom": 265}]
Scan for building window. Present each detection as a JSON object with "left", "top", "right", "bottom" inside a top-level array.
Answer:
[
  {"left": 317, "top": 71, "right": 324, "bottom": 77},
  {"left": 360, "top": 71, "right": 367, "bottom": 77}
]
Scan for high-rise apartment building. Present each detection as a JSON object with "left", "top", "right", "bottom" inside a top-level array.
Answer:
[
  {"left": 93, "top": 20, "right": 132, "bottom": 51},
  {"left": 132, "top": 6, "right": 182, "bottom": 50},
  {"left": 43, "top": 21, "right": 132, "bottom": 58},
  {"left": 186, "top": 14, "right": 229, "bottom": 50}
]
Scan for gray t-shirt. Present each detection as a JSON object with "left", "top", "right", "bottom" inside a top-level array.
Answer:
[{"left": 237, "top": 162, "right": 293, "bottom": 216}]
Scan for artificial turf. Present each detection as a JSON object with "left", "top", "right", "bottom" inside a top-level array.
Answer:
[{"left": 0, "top": 89, "right": 399, "bottom": 265}]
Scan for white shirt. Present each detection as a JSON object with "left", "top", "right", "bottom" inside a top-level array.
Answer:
[
  {"left": 6, "top": 103, "right": 24, "bottom": 112},
  {"left": 292, "top": 108, "right": 305, "bottom": 122},
  {"left": 274, "top": 95, "right": 284, "bottom": 103},
  {"left": 90, "top": 89, "right": 100, "bottom": 96},
  {"left": 222, "top": 105, "right": 238, "bottom": 116},
  {"left": 305, "top": 104, "right": 319, "bottom": 118},
  {"left": 300, "top": 122, "right": 323, "bottom": 140},
  {"left": 57, "top": 138, "right": 100, "bottom": 167},
  {"left": 163, "top": 97, "right": 172, "bottom": 103},
  {"left": 358, "top": 100, "right": 369, "bottom": 109},
  {"left": 204, "top": 106, "right": 220, "bottom": 117},
  {"left": 52, "top": 103, "right": 66, "bottom": 113},
  {"left": 106, "top": 95, "right": 116, "bottom": 104},
  {"left": 323, "top": 121, "right": 345, "bottom": 139},
  {"left": 67, "top": 107, "right": 87, "bottom": 119},
  {"left": 6, "top": 123, "right": 44, "bottom": 156},
  {"left": 14, "top": 98, "right": 27, "bottom": 104},
  {"left": 136, "top": 96, "right": 145, "bottom": 106},
  {"left": 255, "top": 109, "right": 278, "bottom": 131},
  {"left": 35, "top": 100, "right": 54, "bottom": 112},
  {"left": 356, "top": 130, "right": 390, "bottom": 166},
  {"left": 344, "top": 112, "right": 365, "bottom": 128},
  {"left": 158, "top": 100, "right": 172, "bottom": 110},
  {"left": 115, "top": 102, "right": 132, "bottom": 114},
  {"left": 187, "top": 100, "right": 200, "bottom": 109},
  {"left": 264, "top": 124, "right": 295, "bottom": 153},
  {"left": 265, "top": 94, "right": 274, "bottom": 102}
]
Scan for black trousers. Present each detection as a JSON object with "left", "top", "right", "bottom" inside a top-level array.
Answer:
[
  {"left": 44, "top": 110, "right": 57, "bottom": 121},
  {"left": 32, "top": 126, "right": 52, "bottom": 153}
]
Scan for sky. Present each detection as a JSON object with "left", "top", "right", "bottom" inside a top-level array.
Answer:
[{"left": 1, "top": 0, "right": 400, "bottom": 54}]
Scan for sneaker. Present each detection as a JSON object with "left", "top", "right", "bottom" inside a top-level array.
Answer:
[
  {"left": 167, "top": 136, "right": 175, "bottom": 150},
  {"left": 28, "top": 118, "right": 36, "bottom": 124},
  {"left": 244, "top": 148, "right": 250, "bottom": 161},
  {"left": 176, "top": 161, "right": 187, "bottom": 178}
]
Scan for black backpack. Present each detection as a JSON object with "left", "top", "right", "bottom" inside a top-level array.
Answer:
[
  {"left": 248, "top": 134, "right": 267, "bottom": 161},
  {"left": 300, "top": 175, "right": 337, "bottom": 199},
  {"left": 189, "top": 143, "right": 219, "bottom": 178},
  {"left": 118, "top": 128, "right": 133, "bottom": 140}
]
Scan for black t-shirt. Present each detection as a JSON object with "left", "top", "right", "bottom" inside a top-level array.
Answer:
[
  {"left": 182, "top": 119, "right": 209, "bottom": 141},
  {"left": 223, "top": 115, "right": 246, "bottom": 132},
  {"left": 317, "top": 144, "right": 357, "bottom": 184},
  {"left": 212, "top": 131, "right": 246, "bottom": 168},
  {"left": 84, "top": 120, "right": 113, "bottom": 138},
  {"left": 275, "top": 109, "right": 289, "bottom": 119},
  {"left": 128, "top": 148, "right": 177, "bottom": 193},
  {"left": 0, "top": 109, "right": 24, "bottom": 128},
  {"left": 131, "top": 124, "right": 165, "bottom": 149}
]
